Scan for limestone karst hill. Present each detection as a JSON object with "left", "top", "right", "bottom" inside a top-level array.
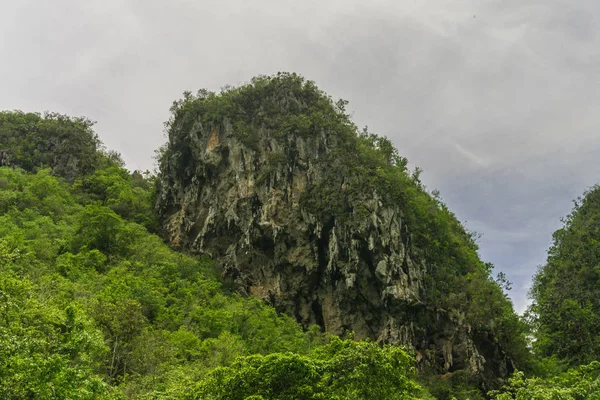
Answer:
[{"left": 155, "top": 73, "right": 530, "bottom": 387}]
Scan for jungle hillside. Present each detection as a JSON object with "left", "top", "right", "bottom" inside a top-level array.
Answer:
[{"left": 1, "top": 74, "right": 599, "bottom": 399}]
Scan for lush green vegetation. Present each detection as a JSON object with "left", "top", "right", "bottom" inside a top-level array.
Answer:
[
  {"left": 188, "top": 337, "right": 423, "bottom": 400},
  {"left": 529, "top": 185, "right": 600, "bottom": 368},
  {"left": 2, "top": 72, "right": 600, "bottom": 398},
  {"left": 0, "top": 165, "right": 335, "bottom": 398},
  {"left": 489, "top": 362, "right": 600, "bottom": 399},
  {"left": 0, "top": 111, "right": 123, "bottom": 181}
]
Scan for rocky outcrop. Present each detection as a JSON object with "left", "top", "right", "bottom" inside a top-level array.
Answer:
[
  {"left": 155, "top": 75, "right": 517, "bottom": 387},
  {"left": 157, "top": 113, "right": 513, "bottom": 382}
]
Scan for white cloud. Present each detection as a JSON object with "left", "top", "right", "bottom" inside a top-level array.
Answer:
[{"left": 453, "top": 143, "right": 490, "bottom": 167}]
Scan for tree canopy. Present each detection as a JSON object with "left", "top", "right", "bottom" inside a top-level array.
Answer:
[{"left": 530, "top": 185, "right": 600, "bottom": 366}]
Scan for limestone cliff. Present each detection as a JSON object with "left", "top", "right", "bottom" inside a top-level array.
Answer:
[{"left": 156, "top": 73, "right": 517, "bottom": 386}]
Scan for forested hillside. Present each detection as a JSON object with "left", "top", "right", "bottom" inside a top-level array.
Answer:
[
  {"left": 1, "top": 74, "right": 600, "bottom": 399},
  {"left": 0, "top": 112, "right": 426, "bottom": 399},
  {"left": 529, "top": 185, "right": 600, "bottom": 367}
]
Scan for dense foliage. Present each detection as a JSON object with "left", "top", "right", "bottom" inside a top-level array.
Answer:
[
  {"left": 189, "top": 337, "right": 422, "bottom": 400},
  {"left": 0, "top": 166, "right": 325, "bottom": 398},
  {"left": 489, "top": 362, "right": 600, "bottom": 399},
  {"left": 2, "top": 73, "right": 599, "bottom": 398},
  {"left": 530, "top": 185, "right": 600, "bottom": 367},
  {"left": 0, "top": 111, "right": 121, "bottom": 181}
]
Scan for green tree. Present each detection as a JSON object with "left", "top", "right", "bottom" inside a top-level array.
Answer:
[
  {"left": 529, "top": 185, "right": 600, "bottom": 366},
  {"left": 0, "top": 270, "right": 112, "bottom": 399},
  {"left": 91, "top": 298, "right": 148, "bottom": 383},
  {"left": 189, "top": 338, "right": 422, "bottom": 400},
  {"left": 76, "top": 166, "right": 157, "bottom": 230},
  {"left": 489, "top": 361, "right": 600, "bottom": 399}
]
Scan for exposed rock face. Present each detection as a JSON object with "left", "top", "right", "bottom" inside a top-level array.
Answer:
[{"left": 157, "top": 115, "right": 511, "bottom": 382}]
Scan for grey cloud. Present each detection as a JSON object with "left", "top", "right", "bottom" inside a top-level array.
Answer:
[{"left": 2, "top": 0, "right": 599, "bottom": 313}]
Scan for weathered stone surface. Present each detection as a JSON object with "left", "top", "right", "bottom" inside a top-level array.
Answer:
[{"left": 156, "top": 117, "right": 511, "bottom": 382}]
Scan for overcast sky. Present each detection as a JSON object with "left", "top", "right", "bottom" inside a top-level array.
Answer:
[{"left": 2, "top": 0, "right": 599, "bottom": 313}]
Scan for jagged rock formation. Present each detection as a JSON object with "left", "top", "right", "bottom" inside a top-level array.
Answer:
[{"left": 156, "top": 73, "right": 517, "bottom": 385}]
